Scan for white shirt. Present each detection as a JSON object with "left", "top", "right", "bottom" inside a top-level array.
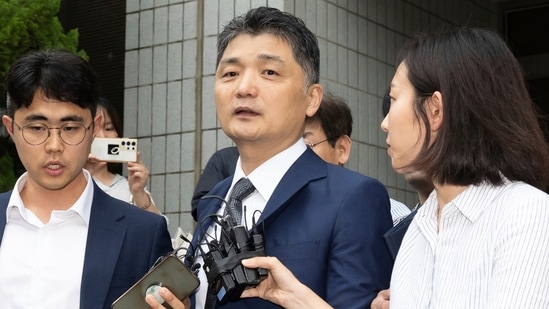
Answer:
[
  {"left": 390, "top": 198, "right": 411, "bottom": 225},
  {"left": 0, "top": 170, "right": 93, "bottom": 309},
  {"left": 194, "top": 139, "right": 307, "bottom": 309},
  {"left": 92, "top": 173, "right": 167, "bottom": 224},
  {"left": 391, "top": 179, "right": 549, "bottom": 308},
  {"left": 94, "top": 173, "right": 132, "bottom": 202}
]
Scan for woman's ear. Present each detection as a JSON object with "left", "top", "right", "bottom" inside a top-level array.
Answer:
[{"left": 427, "top": 91, "right": 443, "bottom": 132}]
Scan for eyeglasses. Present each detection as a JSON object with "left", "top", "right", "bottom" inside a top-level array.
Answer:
[
  {"left": 305, "top": 139, "right": 328, "bottom": 148},
  {"left": 14, "top": 121, "right": 94, "bottom": 146}
]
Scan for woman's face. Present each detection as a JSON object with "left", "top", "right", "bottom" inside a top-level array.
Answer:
[
  {"left": 95, "top": 107, "right": 118, "bottom": 138},
  {"left": 381, "top": 62, "right": 425, "bottom": 173}
]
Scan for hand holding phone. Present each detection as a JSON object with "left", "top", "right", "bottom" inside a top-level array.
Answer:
[
  {"left": 91, "top": 137, "right": 138, "bottom": 162},
  {"left": 112, "top": 254, "right": 199, "bottom": 309}
]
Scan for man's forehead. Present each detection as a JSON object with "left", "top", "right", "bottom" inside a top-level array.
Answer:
[
  {"left": 222, "top": 33, "right": 292, "bottom": 58},
  {"left": 14, "top": 99, "right": 91, "bottom": 123}
]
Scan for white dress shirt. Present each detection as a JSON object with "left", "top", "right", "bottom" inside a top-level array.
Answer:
[
  {"left": 389, "top": 198, "right": 411, "bottom": 225},
  {"left": 194, "top": 139, "right": 307, "bottom": 309},
  {"left": 0, "top": 170, "right": 93, "bottom": 309},
  {"left": 93, "top": 173, "right": 132, "bottom": 202},
  {"left": 391, "top": 179, "right": 549, "bottom": 308}
]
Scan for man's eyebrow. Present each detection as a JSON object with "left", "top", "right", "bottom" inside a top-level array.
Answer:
[
  {"left": 258, "top": 54, "right": 284, "bottom": 63},
  {"left": 23, "top": 114, "right": 85, "bottom": 123},
  {"left": 219, "top": 57, "right": 240, "bottom": 67},
  {"left": 24, "top": 114, "right": 48, "bottom": 122},
  {"left": 218, "top": 54, "right": 285, "bottom": 67},
  {"left": 60, "top": 115, "right": 86, "bottom": 122}
]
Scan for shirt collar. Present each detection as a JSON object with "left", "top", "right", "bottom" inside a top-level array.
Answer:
[
  {"left": 232, "top": 138, "right": 307, "bottom": 202},
  {"left": 418, "top": 177, "right": 511, "bottom": 223},
  {"left": 450, "top": 178, "right": 510, "bottom": 222},
  {"left": 6, "top": 169, "right": 94, "bottom": 226}
]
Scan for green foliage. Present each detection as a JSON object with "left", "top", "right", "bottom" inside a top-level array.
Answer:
[
  {"left": 0, "top": 0, "right": 86, "bottom": 190},
  {"left": 0, "top": 0, "right": 87, "bottom": 99},
  {"left": 0, "top": 151, "right": 16, "bottom": 192}
]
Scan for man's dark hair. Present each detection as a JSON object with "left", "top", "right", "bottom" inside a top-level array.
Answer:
[
  {"left": 398, "top": 27, "right": 549, "bottom": 190},
  {"left": 6, "top": 49, "right": 99, "bottom": 119},
  {"left": 216, "top": 6, "right": 320, "bottom": 88},
  {"left": 307, "top": 92, "right": 352, "bottom": 147}
]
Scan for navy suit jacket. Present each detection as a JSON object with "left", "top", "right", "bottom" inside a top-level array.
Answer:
[
  {"left": 0, "top": 182, "right": 173, "bottom": 309},
  {"left": 191, "top": 149, "right": 394, "bottom": 309}
]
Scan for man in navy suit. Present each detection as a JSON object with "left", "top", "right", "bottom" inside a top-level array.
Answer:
[
  {"left": 0, "top": 50, "right": 173, "bottom": 309},
  {"left": 147, "top": 7, "right": 393, "bottom": 309}
]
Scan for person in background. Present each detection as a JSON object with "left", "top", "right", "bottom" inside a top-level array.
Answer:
[
  {"left": 303, "top": 91, "right": 411, "bottom": 223},
  {"left": 85, "top": 97, "right": 162, "bottom": 214},
  {"left": 148, "top": 6, "right": 394, "bottom": 309},
  {"left": 216, "top": 26, "right": 549, "bottom": 309},
  {"left": 0, "top": 49, "right": 173, "bottom": 309},
  {"left": 302, "top": 91, "right": 352, "bottom": 166},
  {"left": 190, "top": 146, "right": 238, "bottom": 221}
]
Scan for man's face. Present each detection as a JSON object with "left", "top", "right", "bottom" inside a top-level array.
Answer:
[
  {"left": 303, "top": 120, "right": 340, "bottom": 165},
  {"left": 2, "top": 90, "right": 98, "bottom": 192},
  {"left": 214, "top": 33, "right": 321, "bottom": 160}
]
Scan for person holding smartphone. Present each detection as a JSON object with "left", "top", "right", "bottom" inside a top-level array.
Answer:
[{"left": 85, "top": 97, "right": 162, "bottom": 214}]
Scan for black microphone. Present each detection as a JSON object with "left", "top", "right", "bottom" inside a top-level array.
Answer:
[{"left": 199, "top": 196, "right": 267, "bottom": 304}]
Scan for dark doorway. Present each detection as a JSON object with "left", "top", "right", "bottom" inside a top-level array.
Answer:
[
  {"left": 501, "top": 1, "right": 549, "bottom": 142},
  {"left": 58, "top": 0, "right": 126, "bottom": 125},
  {"left": 59, "top": 0, "right": 126, "bottom": 174}
]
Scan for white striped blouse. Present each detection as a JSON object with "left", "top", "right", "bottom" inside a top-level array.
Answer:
[{"left": 390, "top": 179, "right": 549, "bottom": 308}]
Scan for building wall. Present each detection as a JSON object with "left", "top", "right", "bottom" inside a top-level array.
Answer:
[{"left": 124, "top": 0, "right": 497, "bottom": 236}]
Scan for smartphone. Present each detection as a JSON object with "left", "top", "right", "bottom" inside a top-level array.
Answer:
[
  {"left": 111, "top": 254, "right": 200, "bottom": 309},
  {"left": 91, "top": 137, "right": 138, "bottom": 162}
]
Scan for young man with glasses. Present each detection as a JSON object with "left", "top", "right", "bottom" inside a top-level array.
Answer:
[{"left": 0, "top": 50, "right": 173, "bottom": 309}]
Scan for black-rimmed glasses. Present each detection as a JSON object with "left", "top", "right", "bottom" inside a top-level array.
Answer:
[{"left": 14, "top": 121, "right": 94, "bottom": 146}]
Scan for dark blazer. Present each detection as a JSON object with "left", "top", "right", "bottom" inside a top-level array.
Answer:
[
  {"left": 191, "top": 146, "right": 239, "bottom": 220},
  {"left": 384, "top": 208, "right": 419, "bottom": 260},
  {"left": 0, "top": 182, "right": 173, "bottom": 309},
  {"left": 191, "top": 149, "right": 394, "bottom": 309}
]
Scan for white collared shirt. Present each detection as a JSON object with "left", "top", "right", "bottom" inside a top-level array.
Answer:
[
  {"left": 390, "top": 198, "right": 411, "bottom": 225},
  {"left": 390, "top": 179, "right": 549, "bottom": 308},
  {"left": 194, "top": 139, "right": 307, "bottom": 309},
  {"left": 0, "top": 170, "right": 93, "bottom": 309}
]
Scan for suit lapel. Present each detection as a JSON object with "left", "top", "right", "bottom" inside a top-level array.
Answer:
[
  {"left": 257, "top": 149, "right": 326, "bottom": 228},
  {"left": 191, "top": 150, "right": 327, "bottom": 249},
  {"left": 80, "top": 183, "right": 126, "bottom": 309}
]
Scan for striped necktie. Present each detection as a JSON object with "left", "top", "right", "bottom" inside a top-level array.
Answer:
[{"left": 225, "top": 177, "right": 255, "bottom": 226}]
